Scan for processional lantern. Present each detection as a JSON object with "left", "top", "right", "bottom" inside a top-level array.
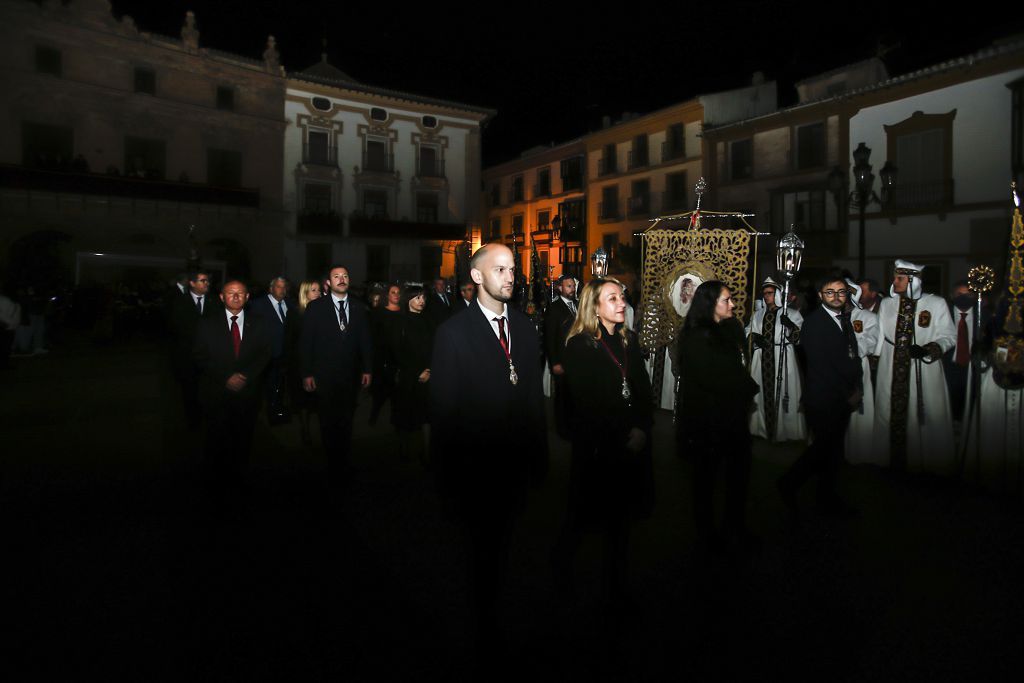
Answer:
[
  {"left": 591, "top": 246, "right": 609, "bottom": 277},
  {"left": 775, "top": 228, "right": 805, "bottom": 281}
]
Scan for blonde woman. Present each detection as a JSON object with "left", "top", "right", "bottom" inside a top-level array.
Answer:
[
  {"left": 287, "top": 280, "right": 322, "bottom": 446},
  {"left": 551, "top": 277, "right": 654, "bottom": 607}
]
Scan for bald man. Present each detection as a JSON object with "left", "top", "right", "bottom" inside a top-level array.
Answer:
[{"left": 429, "top": 243, "right": 547, "bottom": 659}]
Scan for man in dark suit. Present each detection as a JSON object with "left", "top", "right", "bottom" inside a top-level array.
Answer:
[
  {"left": 430, "top": 243, "right": 547, "bottom": 662},
  {"left": 425, "top": 277, "right": 453, "bottom": 327},
  {"left": 169, "top": 269, "right": 221, "bottom": 429},
  {"left": 249, "top": 275, "right": 292, "bottom": 422},
  {"left": 943, "top": 280, "right": 990, "bottom": 424},
  {"left": 457, "top": 281, "right": 475, "bottom": 309},
  {"left": 778, "top": 275, "right": 862, "bottom": 517},
  {"left": 193, "top": 280, "right": 272, "bottom": 509},
  {"left": 300, "top": 264, "right": 372, "bottom": 484},
  {"left": 544, "top": 273, "right": 577, "bottom": 439}
]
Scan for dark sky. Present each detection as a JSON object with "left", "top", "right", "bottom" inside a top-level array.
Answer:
[{"left": 106, "top": 0, "right": 1019, "bottom": 166}]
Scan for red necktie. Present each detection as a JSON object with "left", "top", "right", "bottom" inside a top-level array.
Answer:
[
  {"left": 230, "top": 315, "right": 241, "bottom": 359},
  {"left": 494, "top": 317, "right": 510, "bottom": 359},
  {"left": 956, "top": 311, "right": 969, "bottom": 367}
]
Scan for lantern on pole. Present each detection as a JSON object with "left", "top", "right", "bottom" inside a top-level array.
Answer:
[{"left": 591, "top": 246, "right": 609, "bottom": 278}]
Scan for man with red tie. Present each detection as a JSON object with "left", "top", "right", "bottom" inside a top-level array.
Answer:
[
  {"left": 944, "top": 280, "right": 987, "bottom": 427},
  {"left": 193, "top": 280, "right": 272, "bottom": 506}
]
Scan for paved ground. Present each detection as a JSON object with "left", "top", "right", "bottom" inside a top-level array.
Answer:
[{"left": 3, "top": 337, "right": 1022, "bottom": 681}]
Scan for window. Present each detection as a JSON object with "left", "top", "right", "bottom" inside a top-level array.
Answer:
[
  {"left": 560, "top": 156, "right": 584, "bottom": 191},
  {"left": 364, "top": 138, "right": 390, "bottom": 172},
  {"left": 730, "top": 139, "right": 753, "bottom": 180},
  {"left": 770, "top": 189, "right": 828, "bottom": 233},
  {"left": 306, "top": 243, "right": 332, "bottom": 281},
  {"left": 511, "top": 175, "right": 524, "bottom": 202},
  {"left": 418, "top": 145, "right": 443, "bottom": 177},
  {"left": 306, "top": 130, "right": 333, "bottom": 165},
  {"left": 490, "top": 183, "right": 501, "bottom": 206},
  {"left": 489, "top": 217, "right": 501, "bottom": 240},
  {"left": 664, "top": 123, "right": 685, "bottom": 161},
  {"left": 303, "top": 183, "right": 332, "bottom": 213},
  {"left": 216, "top": 86, "right": 234, "bottom": 111},
  {"left": 600, "top": 185, "right": 619, "bottom": 220},
  {"left": 422, "top": 115, "right": 438, "bottom": 129},
  {"left": 536, "top": 167, "right": 551, "bottom": 196},
  {"left": 558, "top": 198, "right": 586, "bottom": 241},
  {"left": 420, "top": 246, "right": 442, "bottom": 281},
  {"left": 885, "top": 110, "right": 956, "bottom": 209},
  {"left": 21, "top": 122, "right": 73, "bottom": 168},
  {"left": 312, "top": 97, "right": 331, "bottom": 111},
  {"left": 511, "top": 214, "right": 524, "bottom": 234},
  {"left": 1012, "top": 79, "right": 1024, "bottom": 187},
  {"left": 537, "top": 210, "right": 550, "bottom": 230},
  {"left": 629, "top": 135, "right": 648, "bottom": 169},
  {"left": 628, "top": 179, "right": 650, "bottom": 216},
  {"left": 416, "top": 192, "right": 439, "bottom": 223},
  {"left": 665, "top": 171, "right": 688, "bottom": 211},
  {"left": 603, "top": 233, "right": 617, "bottom": 255},
  {"left": 599, "top": 144, "right": 617, "bottom": 175},
  {"left": 133, "top": 67, "right": 156, "bottom": 95},
  {"left": 124, "top": 137, "right": 166, "bottom": 179},
  {"left": 370, "top": 107, "right": 388, "bottom": 121},
  {"left": 367, "top": 245, "right": 391, "bottom": 282},
  {"left": 796, "top": 122, "right": 826, "bottom": 170},
  {"left": 207, "top": 148, "right": 242, "bottom": 186},
  {"left": 364, "top": 189, "right": 388, "bottom": 218},
  {"left": 35, "top": 46, "right": 61, "bottom": 77}
]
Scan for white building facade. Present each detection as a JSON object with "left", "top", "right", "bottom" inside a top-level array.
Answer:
[{"left": 283, "top": 61, "right": 492, "bottom": 285}]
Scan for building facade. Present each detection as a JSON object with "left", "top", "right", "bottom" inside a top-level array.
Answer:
[
  {"left": 283, "top": 58, "right": 492, "bottom": 285},
  {"left": 0, "top": 0, "right": 288, "bottom": 288}
]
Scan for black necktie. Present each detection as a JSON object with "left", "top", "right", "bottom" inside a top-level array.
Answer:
[
  {"left": 195, "top": 296, "right": 202, "bottom": 314},
  {"left": 278, "top": 300, "right": 286, "bottom": 322},
  {"left": 337, "top": 300, "right": 348, "bottom": 330}
]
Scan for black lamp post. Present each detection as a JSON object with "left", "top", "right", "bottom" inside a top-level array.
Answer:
[{"left": 828, "top": 142, "right": 897, "bottom": 277}]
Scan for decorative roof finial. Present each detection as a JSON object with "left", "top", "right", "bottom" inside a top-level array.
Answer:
[
  {"left": 181, "top": 10, "right": 199, "bottom": 53},
  {"left": 321, "top": 37, "right": 328, "bottom": 63},
  {"left": 263, "top": 35, "right": 280, "bottom": 73}
]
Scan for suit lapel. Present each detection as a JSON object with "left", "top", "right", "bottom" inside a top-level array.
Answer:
[{"left": 469, "top": 304, "right": 511, "bottom": 371}]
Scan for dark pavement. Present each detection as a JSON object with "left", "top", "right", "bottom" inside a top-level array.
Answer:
[{"left": 3, "top": 337, "right": 1022, "bottom": 681}]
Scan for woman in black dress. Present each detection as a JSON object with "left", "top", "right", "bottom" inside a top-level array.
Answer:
[
  {"left": 674, "top": 280, "right": 759, "bottom": 554},
  {"left": 551, "top": 277, "right": 654, "bottom": 606},
  {"left": 369, "top": 283, "right": 403, "bottom": 425},
  {"left": 286, "top": 280, "right": 322, "bottom": 446},
  {"left": 391, "top": 283, "right": 434, "bottom": 463}
]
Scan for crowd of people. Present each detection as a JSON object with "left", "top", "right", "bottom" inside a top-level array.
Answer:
[{"left": 156, "top": 245, "right": 1018, "bottom": 667}]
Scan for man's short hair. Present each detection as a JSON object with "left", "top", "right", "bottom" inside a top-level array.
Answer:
[
  {"left": 556, "top": 273, "right": 575, "bottom": 284},
  {"left": 469, "top": 245, "right": 491, "bottom": 272},
  {"left": 815, "top": 271, "right": 848, "bottom": 293},
  {"left": 220, "top": 279, "right": 248, "bottom": 293},
  {"left": 188, "top": 269, "right": 209, "bottom": 283},
  {"left": 268, "top": 275, "right": 288, "bottom": 288},
  {"left": 325, "top": 263, "right": 349, "bottom": 278}
]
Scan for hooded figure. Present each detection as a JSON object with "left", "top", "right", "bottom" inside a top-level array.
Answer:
[
  {"left": 844, "top": 278, "right": 882, "bottom": 465},
  {"left": 872, "top": 260, "right": 957, "bottom": 473},
  {"left": 745, "top": 276, "right": 806, "bottom": 442}
]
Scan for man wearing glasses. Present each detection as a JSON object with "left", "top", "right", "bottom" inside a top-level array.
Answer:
[{"left": 778, "top": 275, "right": 863, "bottom": 517}]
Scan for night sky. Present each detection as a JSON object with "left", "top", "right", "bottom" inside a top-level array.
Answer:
[{"left": 106, "top": 0, "right": 1019, "bottom": 166}]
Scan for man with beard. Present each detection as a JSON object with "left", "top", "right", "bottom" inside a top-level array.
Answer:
[
  {"left": 872, "top": 260, "right": 956, "bottom": 474},
  {"left": 300, "top": 264, "right": 372, "bottom": 485},
  {"left": 429, "top": 243, "right": 547, "bottom": 664},
  {"left": 778, "top": 275, "right": 862, "bottom": 517},
  {"left": 544, "top": 273, "right": 577, "bottom": 440}
]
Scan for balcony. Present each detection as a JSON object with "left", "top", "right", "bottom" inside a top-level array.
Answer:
[
  {"left": 598, "top": 157, "right": 617, "bottom": 176},
  {"left": 361, "top": 150, "right": 395, "bottom": 174},
  {"left": 417, "top": 156, "right": 446, "bottom": 179},
  {"left": 533, "top": 182, "right": 551, "bottom": 198},
  {"left": 627, "top": 195, "right": 650, "bottom": 216},
  {"left": 662, "top": 191, "right": 688, "bottom": 213},
  {"left": 888, "top": 180, "right": 954, "bottom": 211},
  {"left": 627, "top": 150, "right": 648, "bottom": 170},
  {"left": 296, "top": 210, "right": 342, "bottom": 236},
  {"left": 303, "top": 143, "right": 338, "bottom": 167},
  {"left": 349, "top": 215, "right": 465, "bottom": 240},
  {"left": 598, "top": 201, "right": 620, "bottom": 222},
  {"left": 0, "top": 163, "right": 259, "bottom": 207},
  {"left": 662, "top": 141, "right": 685, "bottom": 162}
]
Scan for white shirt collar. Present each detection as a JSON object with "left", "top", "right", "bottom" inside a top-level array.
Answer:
[
  {"left": 477, "top": 299, "right": 507, "bottom": 320},
  {"left": 331, "top": 292, "right": 348, "bottom": 306}
]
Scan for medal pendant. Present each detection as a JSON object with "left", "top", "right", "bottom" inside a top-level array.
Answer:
[
  {"left": 621, "top": 378, "right": 631, "bottom": 403},
  {"left": 509, "top": 364, "right": 518, "bottom": 385},
  {"left": 339, "top": 323, "right": 346, "bottom": 332}
]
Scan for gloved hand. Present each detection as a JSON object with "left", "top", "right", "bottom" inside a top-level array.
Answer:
[
  {"left": 779, "top": 314, "right": 798, "bottom": 332},
  {"left": 909, "top": 344, "right": 928, "bottom": 360},
  {"left": 751, "top": 333, "right": 770, "bottom": 350}
]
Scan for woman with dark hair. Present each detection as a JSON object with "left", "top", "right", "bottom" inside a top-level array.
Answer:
[
  {"left": 286, "top": 280, "right": 322, "bottom": 446},
  {"left": 391, "top": 283, "right": 434, "bottom": 462},
  {"left": 369, "top": 283, "right": 403, "bottom": 425},
  {"left": 675, "top": 280, "right": 759, "bottom": 554},
  {"left": 551, "top": 277, "right": 654, "bottom": 606}
]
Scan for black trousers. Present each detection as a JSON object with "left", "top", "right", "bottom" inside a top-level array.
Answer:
[
  {"left": 686, "top": 428, "right": 752, "bottom": 541},
  {"left": 781, "top": 406, "right": 850, "bottom": 503},
  {"left": 317, "top": 382, "right": 357, "bottom": 484},
  {"left": 202, "top": 396, "right": 259, "bottom": 508}
]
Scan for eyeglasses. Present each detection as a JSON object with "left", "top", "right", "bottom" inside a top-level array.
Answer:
[{"left": 820, "top": 289, "right": 848, "bottom": 298}]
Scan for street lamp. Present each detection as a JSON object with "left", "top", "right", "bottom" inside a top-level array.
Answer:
[
  {"left": 830, "top": 142, "right": 897, "bottom": 277},
  {"left": 591, "top": 246, "right": 609, "bottom": 277}
]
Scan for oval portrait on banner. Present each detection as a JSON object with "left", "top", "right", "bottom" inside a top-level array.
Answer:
[{"left": 662, "top": 261, "right": 718, "bottom": 332}]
